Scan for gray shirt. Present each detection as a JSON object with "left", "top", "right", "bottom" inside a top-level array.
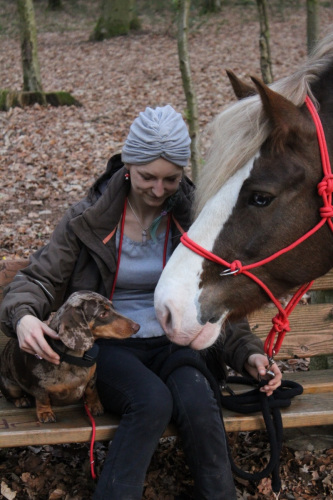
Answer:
[{"left": 112, "top": 230, "right": 172, "bottom": 338}]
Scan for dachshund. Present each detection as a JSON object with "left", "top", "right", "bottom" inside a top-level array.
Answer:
[{"left": 0, "top": 291, "right": 140, "bottom": 423}]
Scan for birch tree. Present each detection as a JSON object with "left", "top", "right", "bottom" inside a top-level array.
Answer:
[{"left": 177, "top": 0, "right": 201, "bottom": 182}]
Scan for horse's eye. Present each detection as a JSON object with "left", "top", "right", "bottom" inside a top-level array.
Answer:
[{"left": 249, "top": 193, "right": 274, "bottom": 207}]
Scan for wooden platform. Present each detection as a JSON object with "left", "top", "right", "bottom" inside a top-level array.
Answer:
[
  {"left": 0, "top": 369, "right": 332, "bottom": 447},
  {"left": 0, "top": 259, "right": 333, "bottom": 448}
]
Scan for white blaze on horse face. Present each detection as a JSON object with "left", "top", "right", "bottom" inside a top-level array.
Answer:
[{"left": 155, "top": 157, "right": 255, "bottom": 350}]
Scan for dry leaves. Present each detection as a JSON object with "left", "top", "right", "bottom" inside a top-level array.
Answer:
[
  {"left": 1, "top": 1, "right": 333, "bottom": 499},
  {"left": 1, "top": 3, "right": 333, "bottom": 257}
]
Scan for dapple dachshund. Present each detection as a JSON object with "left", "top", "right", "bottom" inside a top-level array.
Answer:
[{"left": 0, "top": 291, "right": 140, "bottom": 423}]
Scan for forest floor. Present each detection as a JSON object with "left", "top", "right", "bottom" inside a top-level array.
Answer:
[{"left": 1, "top": 1, "right": 333, "bottom": 498}]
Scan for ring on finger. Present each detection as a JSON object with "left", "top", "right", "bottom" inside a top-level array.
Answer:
[{"left": 35, "top": 354, "right": 43, "bottom": 360}]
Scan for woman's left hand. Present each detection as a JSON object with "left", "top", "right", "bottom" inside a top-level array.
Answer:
[{"left": 244, "top": 353, "right": 282, "bottom": 396}]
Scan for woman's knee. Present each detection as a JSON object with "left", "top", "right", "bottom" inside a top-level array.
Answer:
[
  {"left": 98, "top": 375, "right": 173, "bottom": 430},
  {"left": 168, "top": 367, "right": 218, "bottom": 423},
  {"left": 133, "top": 381, "right": 173, "bottom": 427}
]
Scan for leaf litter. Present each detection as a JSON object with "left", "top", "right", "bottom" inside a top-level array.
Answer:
[{"left": 1, "top": 1, "right": 333, "bottom": 498}]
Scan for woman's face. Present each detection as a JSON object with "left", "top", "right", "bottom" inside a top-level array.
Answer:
[{"left": 127, "top": 158, "right": 183, "bottom": 208}]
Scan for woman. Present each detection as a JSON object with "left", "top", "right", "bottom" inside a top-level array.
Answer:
[{"left": 0, "top": 105, "right": 281, "bottom": 499}]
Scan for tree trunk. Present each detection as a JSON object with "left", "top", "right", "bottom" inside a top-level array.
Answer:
[
  {"left": 202, "top": 0, "right": 221, "bottom": 13},
  {"left": 256, "top": 0, "right": 273, "bottom": 84},
  {"left": 48, "top": 0, "right": 63, "bottom": 10},
  {"left": 91, "top": 0, "right": 140, "bottom": 41},
  {"left": 17, "top": 0, "right": 44, "bottom": 95},
  {"left": 177, "top": 0, "right": 201, "bottom": 183},
  {"left": 307, "top": 0, "right": 319, "bottom": 54}
]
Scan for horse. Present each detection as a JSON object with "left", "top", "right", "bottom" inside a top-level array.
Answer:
[{"left": 154, "top": 32, "right": 333, "bottom": 352}]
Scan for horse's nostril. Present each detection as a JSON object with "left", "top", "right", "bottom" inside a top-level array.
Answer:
[{"left": 164, "top": 307, "right": 173, "bottom": 332}]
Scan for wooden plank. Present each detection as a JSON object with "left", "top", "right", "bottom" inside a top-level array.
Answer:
[
  {"left": 0, "top": 370, "right": 332, "bottom": 446},
  {"left": 0, "top": 259, "right": 28, "bottom": 302},
  {"left": 0, "top": 400, "right": 177, "bottom": 448},
  {"left": 278, "top": 369, "right": 333, "bottom": 394},
  {"left": 226, "top": 369, "right": 333, "bottom": 395},
  {"left": 223, "top": 391, "right": 333, "bottom": 432},
  {"left": 308, "top": 269, "right": 333, "bottom": 291},
  {"left": 1, "top": 391, "right": 333, "bottom": 445},
  {"left": 248, "top": 303, "right": 333, "bottom": 359}
]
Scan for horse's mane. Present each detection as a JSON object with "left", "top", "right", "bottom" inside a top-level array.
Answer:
[{"left": 194, "top": 30, "right": 333, "bottom": 217}]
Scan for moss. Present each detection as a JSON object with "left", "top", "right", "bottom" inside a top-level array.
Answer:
[
  {"left": 45, "top": 91, "right": 82, "bottom": 107},
  {"left": 89, "top": 18, "right": 106, "bottom": 41},
  {"left": 0, "top": 89, "right": 82, "bottom": 111},
  {"left": 130, "top": 16, "right": 141, "bottom": 31},
  {"left": 0, "top": 90, "right": 10, "bottom": 110},
  {"left": 98, "top": 22, "right": 130, "bottom": 38},
  {"left": 18, "top": 91, "right": 47, "bottom": 106}
]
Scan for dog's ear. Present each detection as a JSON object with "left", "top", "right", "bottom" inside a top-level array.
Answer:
[{"left": 56, "top": 306, "right": 94, "bottom": 351}]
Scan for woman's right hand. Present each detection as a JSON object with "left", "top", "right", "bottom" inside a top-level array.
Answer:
[{"left": 16, "top": 315, "right": 60, "bottom": 365}]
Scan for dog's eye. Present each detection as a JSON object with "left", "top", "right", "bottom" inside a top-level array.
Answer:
[{"left": 99, "top": 311, "right": 108, "bottom": 319}]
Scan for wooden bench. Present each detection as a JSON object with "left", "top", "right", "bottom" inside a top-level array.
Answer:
[{"left": 0, "top": 258, "right": 333, "bottom": 448}]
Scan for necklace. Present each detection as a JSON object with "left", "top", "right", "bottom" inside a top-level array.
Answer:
[
  {"left": 127, "top": 198, "right": 154, "bottom": 244},
  {"left": 110, "top": 199, "right": 172, "bottom": 299}
]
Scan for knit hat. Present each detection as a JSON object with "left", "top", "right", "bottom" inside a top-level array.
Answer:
[{"left": 121, "top": 105, "right": 191, "bottom": 168}]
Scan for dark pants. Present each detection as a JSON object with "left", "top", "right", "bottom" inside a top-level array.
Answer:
[{"left": 93, "top": 336, "right": 236, "bottom": 500}]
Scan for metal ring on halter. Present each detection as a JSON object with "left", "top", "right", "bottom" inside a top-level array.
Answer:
[
  {"left": 220, "top": 268, "right": 240, "bottom": 276},
  {"left": 266, "top": 356, "right": 276, "bottom": 379}
]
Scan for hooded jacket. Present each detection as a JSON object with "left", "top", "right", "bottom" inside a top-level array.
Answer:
[{"left": 0, "top": 155, "right": 264, "bottom": 377}]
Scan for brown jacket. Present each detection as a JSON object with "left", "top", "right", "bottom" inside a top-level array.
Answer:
[{"left": 0, "top": 155, "right": 264, "bottom": 378}]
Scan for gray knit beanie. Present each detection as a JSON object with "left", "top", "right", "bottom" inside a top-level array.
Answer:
[{"left": 121, "top": 105, "right": 191, "bottom": 168}]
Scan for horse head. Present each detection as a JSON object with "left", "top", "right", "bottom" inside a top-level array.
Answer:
[{"left": 155, "top": 61, "right": 333, "bottom": 350}]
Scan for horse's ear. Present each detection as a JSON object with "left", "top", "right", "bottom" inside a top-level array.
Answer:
[
  {"left": 226, "top": 70, "right": 257, "bottom": 100},
  {"left": 250, "top": 76, "right": 305, "bottom": 137}
]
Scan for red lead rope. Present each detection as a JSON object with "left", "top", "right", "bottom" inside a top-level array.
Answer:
[
  {"left": 181, "top": 96, "right": 333, "bottom": 358},
  {"left": 84, "top": 399, "right": 97, "bottom": 480},
  {"left": 86, "top": 200, "right": 172, "bottom": 480}
]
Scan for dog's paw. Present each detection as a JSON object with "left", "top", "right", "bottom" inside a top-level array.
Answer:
[
  {"left": 14, "top": 396, "right": 32, "bottom": 408},
  {"left": 37, "top": 410, "right": 57, "bottom": 423},
  {"left": 89, "top": 402, "right": 104, "bottom": 416}
]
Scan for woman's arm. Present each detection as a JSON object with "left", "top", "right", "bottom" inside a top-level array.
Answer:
[{"left": 2, "top": 210, "right": 83, "bottom": 330}]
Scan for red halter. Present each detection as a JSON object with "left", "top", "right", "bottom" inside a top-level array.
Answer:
[{"left": 181, "top": 96, "right": 333, "bottom": 358}]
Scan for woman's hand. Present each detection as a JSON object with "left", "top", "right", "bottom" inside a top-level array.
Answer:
[
  {"left": 16, "top": 315, "right": 60, "bottom": 365},
  {"left": 244, "top": 353, "right": 282, "bottom": 396}
]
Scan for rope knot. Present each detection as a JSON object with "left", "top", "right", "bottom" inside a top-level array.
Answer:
[
  {"left": 272, "top": 315, "right": 290, "bottom": 334},
  {"left": 230, "top": 260, "right": 243, "bottom": 274},
  {"left": 318, "top": 174, "right": 333, "bottom": 197},
  {"left": 320, "top": 205, "right": 333, "bottom": 218}
]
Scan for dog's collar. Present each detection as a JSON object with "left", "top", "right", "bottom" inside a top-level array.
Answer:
[{"left": 46, "top": 338, "right": 99, "bottom": 367}]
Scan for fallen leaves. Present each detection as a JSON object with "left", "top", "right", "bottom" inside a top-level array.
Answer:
[
  {"left": 1, "top": 3, "right": 333, "bottom": 258},
  {"left": 1, "top": 2, "right": 333, "bottom": 499}
]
